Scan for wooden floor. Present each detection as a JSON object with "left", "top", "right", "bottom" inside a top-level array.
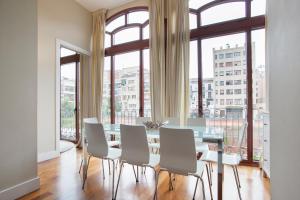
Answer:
[{"left": 20, "top": 148, "right": 270, "bottom": 200}]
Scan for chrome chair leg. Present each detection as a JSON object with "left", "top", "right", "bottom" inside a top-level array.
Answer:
[
  {"left": 137, "top": 165, "right": 139, "bottom": 182},
  {"left": 82, "top": 156, "right": 91, "bottom": 189},
  {"left": 114, "top": 162, "right": 124, "bottom": 200},
  {"left": 132, "top": 165, "right": 138, "bottom": 182},
  {"left": 192, "top": 177, "right": 199, "bottom": 200},
  {"left": 112, "top": 160, "right": 115, "bottom": 200},
  {"left": 102, "top": 159, "right": 105, "bottom": 180},
  {"left": 206, "top": 164, "right": 213, "bottom": 199},
  {"left": 153, "top": 170, "right": 161, "bottom": 200},
  {"left": 200, "top": 177, "right": 206, "bottom": 200},
  {"left": 79, "top": 158, "right": 83, "bottom": 174},
  {"left": 234, "top": 166, "right": 241, "bottom": 188},
  {"left": 108, "top": 159, "right": 111, "bottom": 175},
  {"left": 232, "top": 166, "right": 242, "bottom": 200}
]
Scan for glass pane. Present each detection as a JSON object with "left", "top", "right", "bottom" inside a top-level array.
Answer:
[
  {"left": 201, "top": 2, "right": 245, "bottom": 26},
  {"left": 60, "top": 62, "right": 76, "bottom": 141},
  {"left": 251, "top": 0, "right": 266, "bottom": 17},
  {"left": 189, "top": 13, "right": 197, "bottom": 29},
  {"left": 189, "top": 40, "right": 198, "bottom": 116},
  {"left": 61, "top": 47, "right": 76, "bottom": 57},
  {"left": 114, "top": 51, "right": 140, "bottom": 124},
  {"left": 105, "top": 33, "right": 111, "bottom": 48},
  {"left": 106, "top": 15, "right": 125, "bottom": 32},
  {"left": 143, "top": 49, "right": 151, "bottom": 117},
  {"left": 252, "top": 29, "right": 266, "bottom": 161},
  {"left": 189, "top": 0, "right": 214, "bottom": 9},
  {"left": 102, "top": 57, "right": 111, "bottom": 123},
  {"left": 114, "top": 27, "right": 140, "bottom": 45},
  {"left": 128, "top": 11, "right": 149, "bottom": 24},
  {"left": 143, "top": 24, "right": 149, "bottom": 39},
  {"left": 202, "top": 33, "right": 247, "bottom": 159}
]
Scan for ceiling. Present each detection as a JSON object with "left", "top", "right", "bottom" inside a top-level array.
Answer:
[{"left": 75, "top": 0, "right": 135, "bottom": 12}]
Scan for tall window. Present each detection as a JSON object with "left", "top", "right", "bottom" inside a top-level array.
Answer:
[
  {"left": 104, "top": 7, "right": 150, "bottom": 124},
  {"left": 188, "top": 0, "right": 266, "bottom": 163}
]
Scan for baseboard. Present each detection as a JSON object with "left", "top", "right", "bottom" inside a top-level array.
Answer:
[
  {"left": 0, "top": 177, "right": 40, "bottom": 200},
  {"left": 38, "top": 150, "right": 59, "bottom": 163}
]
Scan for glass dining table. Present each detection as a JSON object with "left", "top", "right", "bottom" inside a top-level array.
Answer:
[{"left": 82, "top": 124, "right": 225, "bottom": 200}]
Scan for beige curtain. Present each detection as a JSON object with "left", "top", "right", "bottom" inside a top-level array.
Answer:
[
  {"left": 91, "top": 9, "right": 107, "bottom": 121},
  {"left": 165, "top": 0, "right": 190, "bottom": 125},
  {"left": 78, "top": 54, "right": 92, "bottom": 147},
  {"left": 149, "top": 0, "right": 166, "bottom": 122},
  {"left": 149, "top": 0, "right": 190, "bottom": 124}
]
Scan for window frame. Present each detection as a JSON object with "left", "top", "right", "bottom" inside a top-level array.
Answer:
[
  {"left": 189, "top": 0, "right": 265, "bottom": 165},
  {"left": 105, "top": 7, "right": 149, "bottom": 124}
]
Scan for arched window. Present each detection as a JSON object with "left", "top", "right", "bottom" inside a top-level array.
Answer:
[
  {"left": 103, "top": 7, "right": 150, "bottom": 124},
  {"left": 188, "top": 0, "right": 266, "bottom": 164}
]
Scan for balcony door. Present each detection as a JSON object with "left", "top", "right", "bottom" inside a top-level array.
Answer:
[{"left": 60, "top": 47, "right": 80, "bottom": 143}]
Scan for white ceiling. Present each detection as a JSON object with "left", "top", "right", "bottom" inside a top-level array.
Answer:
[{"left": 75, "top": 0, "right": 135, "bottom": 12}]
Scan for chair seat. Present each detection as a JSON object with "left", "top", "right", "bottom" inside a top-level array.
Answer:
[
  {"left": 105, "top": 148, "right": 121, "bottom": 160},
  {"left": 201, "top": 151, "right": 241, "bottom": 166},
  {"left": 148, "top": 154, "right": 160, "bottom": 168},
  {"left": 196, "top": 143, "right": 209, "bottom": 153},
  {"left": 108, "top": 140, "right": 120, "bottom": 147}
]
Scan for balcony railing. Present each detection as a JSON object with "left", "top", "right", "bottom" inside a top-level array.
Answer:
[{"left": 102, "top": 107, "right": 265, "bottom": 161}]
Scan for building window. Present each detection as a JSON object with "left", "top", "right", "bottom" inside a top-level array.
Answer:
[
  {"left": 220, "top": 89, "right": 224, "bottom": 95},
  {"left": 226, "top": 89, "right": 233, "bottom": 95},
  {"left": 234, "top": 52, "right": 241, "bottom": 57},
  {"left": 220, "top": 99, "right": 224, "bottom": 105},
  {"left": 234, "top": 80, "right": 242, "bottom": 85},
  {"left": 234, "top": 89, "right": 242, "bottom": 94},
  {"left": 226, "top": 99, "right": 234, "bottom": 105},
  {"left": 226, "top": 71, "right": 233, "bottom": 76},
  {"left": 234, "top": 70, "right": 242, "bottom": 75},
  {"left": 225, "top": 53, "right": 233, "bottom": 58},
  {"left": 220, "top": 81, "right": 224, "bottom": 86},
  {"left": 219, "top": 54, "right": 224, "bottom": 59},
  {"left": 225, "top": 62, "right": 233, "bottom": 67},
  {"left": 226, "top": 80, "right": 233, "bottom": 85},
  {"left": 219, "top": 71, "right": 224, "bottom": 76},
  {"left": 234, "top": 61, "right": 241, "bottom": 66},
  {"left": 219, "top": 62, "right": 224, "bottom": 67}
]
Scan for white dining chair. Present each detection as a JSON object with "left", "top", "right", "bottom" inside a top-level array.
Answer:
[
  {"left": 154, "top": 127, "right": 209, "bottom": 200},
  {"left": 114, "top": 124, "right": 160, "bottom": 200},
  {"left": 166, "top": 117, "right": 180, "bottom": 126},
  {"left": 79, "top": 118, "right": 120, "bottom": 174},
  {"left": 81, "top": 120, "right": 121, "bottom": 200},
  {"left": 201, "top": 122, "right": 248, "bottom": 200}
]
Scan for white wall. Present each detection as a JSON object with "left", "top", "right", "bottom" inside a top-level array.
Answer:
[
  {"left": 0, "top": 0, "right": 39, "bottom": 198},
  {"left": 38, "top": 0, "right": 92, "bottom": 159},
  {"left": 268, "top": 0, "right": 300, "bottom": 199}
]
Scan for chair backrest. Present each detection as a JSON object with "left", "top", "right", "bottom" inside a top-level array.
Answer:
[
  {"left": 120, "top": 124, "right": 149, "bottom": 165},
  {"left": 136, "top": 117, "right": 151, "bottom": 125},
  {"left": 238, "top": 122, "right": 248, "bottom": 156},
  {"left": 159, "top": 127, "right": 197, "bottom": 175},
  {"left": 166, "top": 117, "right": 180, "bottom": 126},
  {"left": 187, "top": 117, "right": 206, "bottom": 126},
  {"left": 84, "top": 121, "right": 108, "bottom": 158}
]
